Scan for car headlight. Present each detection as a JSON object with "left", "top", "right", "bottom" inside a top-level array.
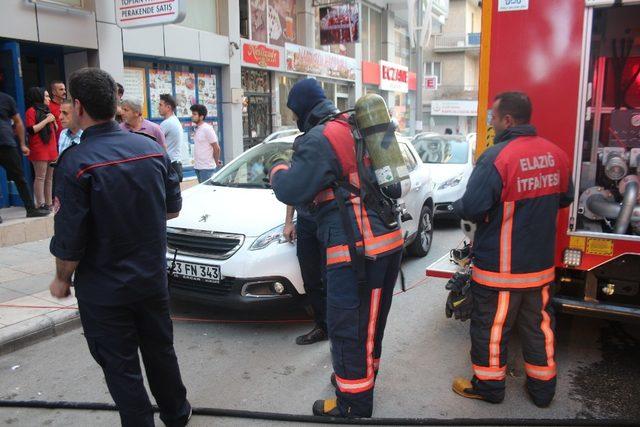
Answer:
[
  {"left": 437, "top": 174, "right": 464, "bottom": 190},
  {"left": 249, "top": 223, "right": 290, "bottom": 251}
]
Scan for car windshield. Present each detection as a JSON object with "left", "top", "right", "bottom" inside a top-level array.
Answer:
[
  {"left": 207, "top": 142, "right": 292, "bottom": 188},
  {"left": 412, "top": 137, "right": 469, "bottom": 164}
]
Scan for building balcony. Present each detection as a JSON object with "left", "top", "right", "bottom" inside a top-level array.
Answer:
[
  {"left": 433, "top": 33, "right": 481, "bottom": 53},
  {"left": 423, "top": 85, "right": 478, "bottom": 102}
]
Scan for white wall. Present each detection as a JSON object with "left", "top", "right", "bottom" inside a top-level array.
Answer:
[{"left": 0, "top": 0, "right": 38, "bottom": 42}]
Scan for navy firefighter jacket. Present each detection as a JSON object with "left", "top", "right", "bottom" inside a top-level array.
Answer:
[
  {"left": 453, "top": 124, "right": 574, "bottom": 290},
  {"left": 50, "top": 121, "right": 182, "bottom": 305},
  {"left": 269, "top": 99, "right": 404, "bottom": 268}
]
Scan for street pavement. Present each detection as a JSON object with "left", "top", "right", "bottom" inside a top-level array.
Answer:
[{"left": 0, "top": 220, "right": 638, "bottom": 426}]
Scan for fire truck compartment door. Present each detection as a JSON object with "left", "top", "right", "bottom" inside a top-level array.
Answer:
[{"left": 585, "top": 0, "right": 640, "bottom": 7}]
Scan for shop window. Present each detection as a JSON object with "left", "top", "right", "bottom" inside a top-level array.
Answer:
[
  {"left": 425, "top": 61, "right": 442, "bottom": 83},
  {"left": 361, "top": 5, "right": 370, "bottom": 61},
  {"left": 359, "top": 4, "right": 381, "bottom": 62},
  {"left": 279, "top": 75, "right": 301, "bottom": 128},
  {"left": 394, "top": 27, "right": 410, "bottom": 67},
  {"left": 240, "top": 0, "right": 250, "bottom": 38},
  {"left": 368, "top": 8, "right": 381, "bottom": 62},
  {"left": 180, "top": 0, "right": 217, "bottom": 33}
]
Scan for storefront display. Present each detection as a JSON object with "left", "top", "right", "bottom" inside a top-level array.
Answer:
[
  {"left": 197, "top": 73, "right": 218, "bottom": 118},
  {"left": 174, "top": 71, "right": 197, "bottom": 118},
  {"left": 148, "top": 69, "right": 173, "bottom": 119},
  {"left": 123, "top": 67, "right": 147, "bottom": 117},
  {"left": 123, "top": 58, "right": 222, "bottom": 175}
]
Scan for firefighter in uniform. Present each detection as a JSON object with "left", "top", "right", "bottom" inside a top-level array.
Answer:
[
  {"left": 266, "top": 78, "right": 403, "bottom": 418},
  {"left": 452, "top": 92, "right": 574, "bottom": 408},
  {"left": 48, "top": 68, "right": 191, "bottom": 427}
]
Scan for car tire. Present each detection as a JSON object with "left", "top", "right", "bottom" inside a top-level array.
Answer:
[{"left": 407, "top": 204, "right": 433, "bottom": 258}]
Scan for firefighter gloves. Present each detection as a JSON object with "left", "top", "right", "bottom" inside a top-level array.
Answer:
[
  {"left": 264, "top": 149, "right": 294, "bottom": 177},
  {"left": 445, "top": 271, "right": 473, "bottom": 321}
]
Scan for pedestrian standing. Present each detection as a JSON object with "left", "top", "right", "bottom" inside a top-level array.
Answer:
[
  {"left": 452, "top": 92, "right": 574, "bottom": 408},
  {"left": 283, "top": 204, "right": 328, "bottom": 345},
  {"left": 57, "top": 100, "right": 83, "bottom": 155},
  {"left": 159, "top": 94, "right": 184, "bottom": 182},
  {"left": 115, "top": 83, "right": 124, "bottom": 123},
  {"left": 0, "top": 91, "right": 49, "bottom": 222},
  {"left": 189, "top": 104, "right": 220, "bottom": 183},
  {"left": 48, "top": 67, "right": 191, "bottom": 427},
  {"left": 119, "top": 98, "right": 167, "bottom": 149},
  {"left": 25, "top": 87, "right": 58, "bottom": 210},
  {"left": 266, "top": 79, "right": 403, "bottom": 418},
  {"left": 49, "top": 80, "right": 66, "bottom": 141}
]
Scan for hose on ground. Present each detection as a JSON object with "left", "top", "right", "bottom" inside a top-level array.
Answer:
[{"left": 0, "top": 400, "right": 635, "bottom": 426}]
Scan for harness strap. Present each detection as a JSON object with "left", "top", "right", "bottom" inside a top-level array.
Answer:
[{"left": 333, "top": 183, "right": 367, "bottom": 285}]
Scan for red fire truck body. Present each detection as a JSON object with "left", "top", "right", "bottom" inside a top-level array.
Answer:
[{"left": 427, "top": 0, "right": 640, "bottom": 321}]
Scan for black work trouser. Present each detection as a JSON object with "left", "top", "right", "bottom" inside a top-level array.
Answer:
[
  {"left": 78, "top": 293, "right": 190, "bottom": 427},
  {"left": 171, "top": 161, "right": 183, "bottom": 182},
  {"left": 328, "top": 251, "right": 402, "bottom": 418},
  {"left": 470, "top": 283, "right": 557, "bottom": 405},
  {"left": 296, "top": 216, "right": 327, "bottom": 331},
  {"left": 0, "top": 145, "right": 35, "bottom": 210}
]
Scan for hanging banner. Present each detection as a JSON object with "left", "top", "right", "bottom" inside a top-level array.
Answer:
[
  {"left": 267, "top": 0, "right": 297, "bottom": 46},
  {"left": 380, "top": 60, "right": 408, "bottom": 93},
  {"left": 319, "top": 4, "right": 360, "bottom": 45},
  {"left": 285, "top": 43, "right": 357, "bottom": 81},
  {"left": 116, "top": 0, "right": 186, "bottom": 28}
]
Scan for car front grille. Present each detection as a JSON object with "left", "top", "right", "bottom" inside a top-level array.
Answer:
[
  {"left": 167, "top": 229, "right": 244, "bottom": 260},
  {"left": 169, "top": 276, "right": 234, "bottom": 297}
]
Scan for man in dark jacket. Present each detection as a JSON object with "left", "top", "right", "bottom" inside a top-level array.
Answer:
[
  {"left": 452, "top": 92, "right": 574, "bottom": 408},
  {"left": 267, "top": 79, "right": 403, "bottom": 418}
]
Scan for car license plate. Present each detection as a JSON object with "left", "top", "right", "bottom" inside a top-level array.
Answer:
[{"left": 168, "top": 261, "right": 221, "bottom": 284}]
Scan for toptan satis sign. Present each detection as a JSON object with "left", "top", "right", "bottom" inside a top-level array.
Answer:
[{"left": 116, "top": 0, "right": 186, "bottom": 29}]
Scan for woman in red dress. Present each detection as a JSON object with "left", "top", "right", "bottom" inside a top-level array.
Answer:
[{"left": 25, "top": 87, "right": 58, "bottom": 210}]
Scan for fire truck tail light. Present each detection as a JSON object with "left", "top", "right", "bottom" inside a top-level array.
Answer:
[{"left": 563, "top": 249, "right": 582, "bottom": 267}]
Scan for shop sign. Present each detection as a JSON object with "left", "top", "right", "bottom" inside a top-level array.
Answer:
[
  {"left": 379, "top": 61, "right": 408, "bottom": 93},
  {"left": 241, "top": 40, "right": 283, "bottom": 71},
  {"left": 498, "top": 0, "right": 528, "bottom": 12},
  {"left": 285, "top": 43, "right": 357, "bottom": 81},
  {"left": 431, "top": 100, "right": 478, "bottom": 117},
  {"left": 116, "top": 0, "right": 186, "bottom": 28},
  {"left": 425, "top": 75, "right": 438, "bottom": 90}
]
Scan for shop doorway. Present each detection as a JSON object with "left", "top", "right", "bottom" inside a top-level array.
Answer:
[
  {"left": 242, "top": 69, "right": 272, "bottom": 150},
  {"left": 0, "top": 40, "right": 31, "bottom": 208}
]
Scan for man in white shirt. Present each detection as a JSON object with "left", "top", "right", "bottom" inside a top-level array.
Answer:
[
  {"left": 189, "top": 104, "right": 221, "bottom": 183},
  {"left": 57, "top": 100, "right": 82, "bottom": 155},
  {"left": 159, "top": 94, "right": 184, "bottom": 181}
]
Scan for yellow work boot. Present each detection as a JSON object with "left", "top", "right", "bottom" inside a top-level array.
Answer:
[
  {"left": 452, "top": 377, "right": 502, "bottom": 403},
  {"left": 312, "top": 399, "right": 342, "bottom": 417}
]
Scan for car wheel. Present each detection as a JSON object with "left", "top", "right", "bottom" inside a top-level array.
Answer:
[{"left": 407, "top": 204, "right": 433, "bottom": 257}]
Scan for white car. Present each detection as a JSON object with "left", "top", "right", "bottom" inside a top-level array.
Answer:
[
  {"left": 411, "top": 133, "right": 475, "bottom": 217},
  {"left": 166, "top": 134, "right": 434, "bottom": 309}
]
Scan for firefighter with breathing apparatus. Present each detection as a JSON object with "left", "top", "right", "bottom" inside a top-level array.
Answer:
[{"left": 265, "top": 78, "right": 408, "bottom": 418}]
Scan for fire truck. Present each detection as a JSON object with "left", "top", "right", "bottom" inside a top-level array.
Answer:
[{"left": 427, "top": 0, "right": 640, "bottom": 321}]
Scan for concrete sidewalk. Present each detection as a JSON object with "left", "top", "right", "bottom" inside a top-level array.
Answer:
[{"left": 0, "top": 238, "right": 79, "bottom": 355}]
